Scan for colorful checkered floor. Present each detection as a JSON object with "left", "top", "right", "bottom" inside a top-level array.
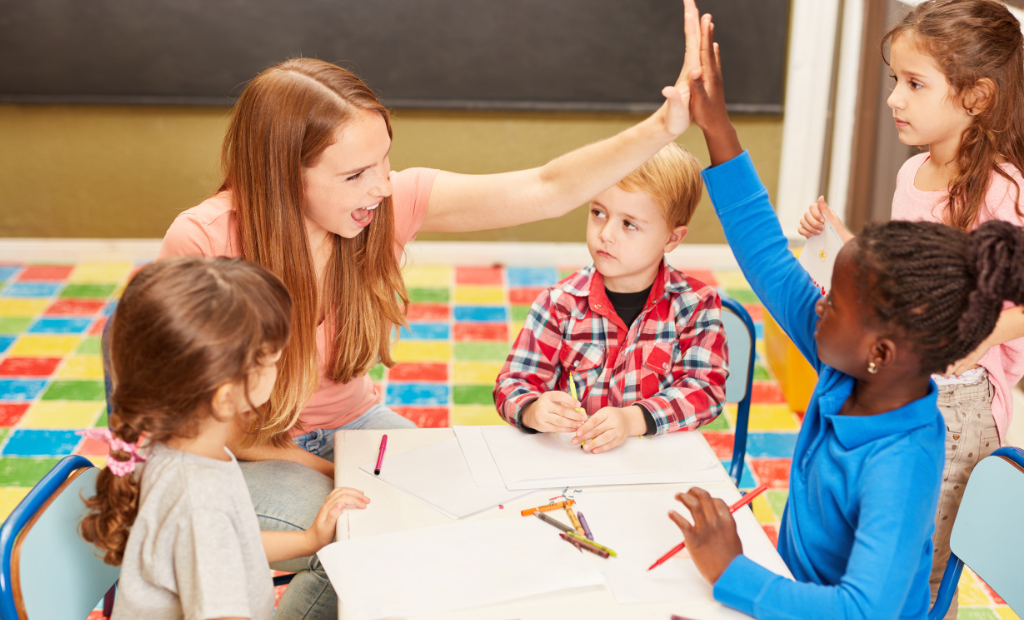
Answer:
[{"left": 0, "top": 260, "right": 1016, "bottom": 619}]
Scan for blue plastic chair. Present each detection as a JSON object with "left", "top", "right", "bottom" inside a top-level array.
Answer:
[
  {"left": 719, "top": 295, "right": 756, "bottom": 488},
  {"left": 929, "top": 446, "right": 1024, "bottom": 618},
  {"left": 0, "top": 455, "right": 120, "bottom": 619}
]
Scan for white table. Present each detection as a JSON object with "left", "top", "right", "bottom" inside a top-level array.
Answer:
[{"left": 334, "top": 428, "right": 791, "bottom": 620}]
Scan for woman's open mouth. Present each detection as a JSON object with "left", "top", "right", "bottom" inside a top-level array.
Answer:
[{"left": 352, "top": 202, "right": 381, "bottom": 227}]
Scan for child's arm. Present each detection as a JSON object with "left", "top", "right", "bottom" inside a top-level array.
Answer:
[
  {"left": 689, "top": 15, "right": 823, "bottom": 369},
  {"left": 494, "top": 290, "right": 586, "bottom": 433},
  {"left": 261, "top": 487, "right": 369, "bottom": 563}
]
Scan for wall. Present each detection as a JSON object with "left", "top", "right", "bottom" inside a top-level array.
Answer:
[{"left": 0, "top": 105, "right": 782, "bottom": 244}]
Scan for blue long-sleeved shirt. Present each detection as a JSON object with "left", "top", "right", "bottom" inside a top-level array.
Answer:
[{"left": 702, "top": 152, "right": 945, "bottom": 620}]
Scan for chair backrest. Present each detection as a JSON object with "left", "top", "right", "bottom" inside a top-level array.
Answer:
[
  {"left": 0, "top": 455, "right": 120, "bottom": 620},
  {"left": 949, "top": 446, "right": 1024, "bottom": 613},
  {"left": 718, "top": 295, "right": 756, "bottom": 487}
]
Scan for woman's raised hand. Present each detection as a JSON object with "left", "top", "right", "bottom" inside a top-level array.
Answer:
[{"left": 659, "top": 0, "right": 702, "bottom": 137}]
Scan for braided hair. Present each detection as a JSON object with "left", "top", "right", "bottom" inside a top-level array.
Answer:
[{"left": 855, "top": 219, "right": 1024, "bottom": 374}]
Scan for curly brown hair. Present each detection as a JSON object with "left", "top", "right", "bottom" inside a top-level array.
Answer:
[{"left": 79, "top": 257, "right": 291, "bottom": 565}]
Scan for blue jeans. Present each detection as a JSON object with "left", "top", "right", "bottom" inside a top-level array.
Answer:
[{"left": 239, "top": 403, "right": 417, "bottom": 620}]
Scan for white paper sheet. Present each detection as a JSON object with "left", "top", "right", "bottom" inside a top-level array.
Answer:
[
  {"left": 797, "top": 218, "right": 845, "bottom": 295},
  {"left": 359, "top": 438, "right": 532, "bottom": 519},
  {"left": 481, "top": 425, "right": 719, "bottom": 490},
  {"left": 318, "top": 517, "right": 608, "bottom": 619},
  {"left": 573, "top": 490, "right": 791, "bottom": 604},
  {"left": 453, "top": 425, "right": 505, "bottom": 487}
]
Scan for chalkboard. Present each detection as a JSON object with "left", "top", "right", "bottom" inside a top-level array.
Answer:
[{"left": 0, "top": 0, "right": 788, "bottom": 113}]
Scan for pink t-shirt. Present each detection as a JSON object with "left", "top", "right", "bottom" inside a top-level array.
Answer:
[
  {"left": 157, "top": 168, "right": 440, "bottom": 436},
  {"left": 892, "top": 153, "right": 1024, "bottom": 442}
]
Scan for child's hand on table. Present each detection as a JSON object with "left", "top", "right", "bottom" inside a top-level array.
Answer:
[
  {"left": 669, "top": 488, "right": 743, "bottom": 585},
  {"left": 305, "top": 487, "right": 370, "bottom": 551},
  {"left": 521, "top": 391, "right": 586, "bottom": 432},
  {"left": 797, "top": 196, "right": 854, "bottom": 243},
  {"left": 571, "top": 405, "right": 646, "bottom": 454}
]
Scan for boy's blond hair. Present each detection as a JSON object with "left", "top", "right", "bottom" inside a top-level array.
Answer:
[{"left": 618, "top": 142, "right": 703, "bottom": 227}]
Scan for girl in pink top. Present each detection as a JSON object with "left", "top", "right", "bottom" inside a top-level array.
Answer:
[
  {"left": 799, "top": 2, "right": 1024, "bottom": 615},
  {"left": 156, "top": 7, "right": 708, "bottom": 616}
]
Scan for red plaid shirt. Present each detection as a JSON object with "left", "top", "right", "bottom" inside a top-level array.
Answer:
[{"left": 494, "top": 260, "right": 728, "bottom": 434}]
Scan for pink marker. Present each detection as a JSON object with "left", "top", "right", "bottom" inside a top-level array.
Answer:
[{"left": 374, "top": 434, "right": 388, "bottom": 475}]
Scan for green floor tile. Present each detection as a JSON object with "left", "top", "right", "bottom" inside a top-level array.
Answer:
[
  {"left": 510, "top": 305, "right": 531, "bottom": 321},
  {"left": 408, "top": 287, "right": 449, "bottom": 303},
  {"left": 60, "top": 283, "right": 117, "bottom": 299},
  {"left": 369, "top": 364, "right": 385, "bottom": 382},
  {"left": 0, "top": 428, "right": 8, "bottom": 445},
  {"left": 454, "top": 342, "right": 510, "bottom": 361},
  {"left": 95, "top": 409, "right": 108, "bottom": 428},
  {"left": 0, "top": 317, "right": 33, "bottom": 334},
  {"left": 956, "top": 609, "right": 1000, "bottom": 620},
  {"left": 724, "top": 288, "right": 760, "bottom": 305},
  {"left": 42, "top": 380, "right": 106, "bottom": 401},
  {"left": 703, "top": 414, "right": 730, "bottom": 431},
  {"left": 766, "top": 489, "right": 788, "bottom": 520},
  {"left": 0, "top": 457, "right": 62, "bottom": 486},
  {"left": 753, "top": 363, "right": 771, "bottom": 382},
  {"left": 76, "top": 336, "right": 103, "bottom": 355},
  {"left": 453, "top": 384, "right": 495, "bottom": 406},
  {"left": 559, "top": 270, "right": 576, "bottom": 279}
]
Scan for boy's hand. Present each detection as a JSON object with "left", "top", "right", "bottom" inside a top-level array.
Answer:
[
  {"left": 521, "top": 391, "right": 586, "bottom": 433},
  {"left": 305, "top": 487, "right": 370, "bottom": 551},
  {"left": 571, "top": 405, "right": 646, "bottom": 454},
  {"left": 797, "top": 196, "right": 854, "bottom": 243},
  {"left": 668, "top": 488, "right": 743, "bottom": 585}
]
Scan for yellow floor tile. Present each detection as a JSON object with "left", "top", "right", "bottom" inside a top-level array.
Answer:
[
  {"left": 85, "top": 455, "right": 108, "bottom": 469},
  {"left": 453, "top": 361, "right": 504, "bottom": 384},
  {"left": 751, "top": 494, "right": 776, "bottom": 525},
  {"left": 509, "top": 321, "right": 526, "bottom": 341},
  {"left": 454, "top": 286, "right": 504, "bottom": 304},
  {"left": 20, "top": 401, "right": 105, "bottom": 429},
  {"left": 957, "top": 570, "right": 992, "bottom": 606},
  {"left": 0, "top": 488, "right": 30, "bottom": 522},
  {"left": 9, "top": 335, "right": 82, "bottom": 357},
  {"left": 746, "top": 404, "right": 802, "bottom": 432},
  {"left": 996, "top": 607, "right": 1021, "bottom": 620},
  {"left": 401, "top": 265, "right": 451, "bottom": 287},
  {"left": 68, "top": 262, "right": 133, "bottom": 284},
  {"left": 452, "top": 405, "right": 503, "bottom": 426},
  {"left": 391, "top": 341, "right": 452, "bottom": 362},
  {"left": 55, "top": 355, "right": 104, "bottom": 379},
  {"left": 0, "top": 298, "right": 49, "bottom": 317},
  {"left": 713, "top": 271, "right": 752, "bottom": 289}
]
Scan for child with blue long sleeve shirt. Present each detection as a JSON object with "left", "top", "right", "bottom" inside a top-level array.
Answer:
[{"left": 662, "top": 4, "right": 1024, "bottom": 619}]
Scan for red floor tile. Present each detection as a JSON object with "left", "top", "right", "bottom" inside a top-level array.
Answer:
[
  {"left": 702, "top": 431, "right": 735, "bottom": 460},
  {"left": 0, "top": 357, "right": 62, "bottom": 377},
  {"left": 455, "top": 266, "right": 503, "bottom": 285},
  {"left": 88, "top": 317, "right": 108, "bottom": 336},
  {"left": 509, "top": 287, "right": 547, "bottom": 305},
  {"left": 44, "top": 299, "right": 106, "bottom": 316},
  {"left": 744, "top": 304, "right": 764, "bottom": 322},
  {"left": 388, "top": 363, "right": 448, "bottom": 382},
  {"left": 406, "top": 303, "right": 450, "bottom": 322},
  {"left": 0, "top": 403, "right": 29, "bottom": 426},
  {"left": 751, "top": 382, "right": 786, "bottom": 404},
  {"left": 454, "top": 323, "right": 508, "bottom": 342},
  {"left": 393, "top": 406, "right": 449, "bottom": 428},
  {"left": 685, "top": 269, "right": 719, "bottom": 287},
  {"left": 979, "top": 577, "right": 1006, "bottom": 605},
  {"left": 17, "top": 265, "right": 74, "bottom": 281},
  {"left": 761, "top": 523, "right": 779, "bottom": 548},
  {"left": 749, "top": 458, "right": 791, "bottom": 489},
  {"left": 76, "top": 437, "right": 110, "bottom": 456}
]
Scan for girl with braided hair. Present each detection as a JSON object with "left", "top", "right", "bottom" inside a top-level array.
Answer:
[
  {"left": 657, "top": 7, "right": 1024, "bottom": 618},
  {"left": 796, "top": 1, "right": 1024, "bottom": 613},
  {"left": 80, "top": 258, "right": 369, "bottom": 620}
]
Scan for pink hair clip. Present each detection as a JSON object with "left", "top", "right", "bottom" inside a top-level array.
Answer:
[{"left": 79, "top": 428, "right": 147, "bottom": 477}]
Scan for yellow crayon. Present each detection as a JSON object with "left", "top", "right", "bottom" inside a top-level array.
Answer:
[
  {"left": 565, "top": 505, "right": 585, "bottom": 537},
  {"left": 568, "top": 373, "right": 590, "bottom": 448}
]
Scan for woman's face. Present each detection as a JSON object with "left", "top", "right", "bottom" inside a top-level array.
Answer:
[{"left": 302, "top": 108, "right": 393, "bottom": 240}]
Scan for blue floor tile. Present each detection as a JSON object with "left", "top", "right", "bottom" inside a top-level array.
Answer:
[
  {"left": 745, "top": 432, "right": 799, "bottom": 458},
  {"left": 102, "top": 300, "right": 118, "bottom": 316},
  {"left": 385, "top": 383, "right": 450, "bottom": 406},
  {"left": 0, "top": 379, "right": 48, "bottom": 401},
  {"left": 1, "top": 282, "right": 61, "bottom": 298},
  {"left": 0, "top": 336, "right": 14, "bottom": 354},
  {"left": 26, "top": 317, "right": 93, "bottom": 335},
  {"left": 399, "top": 323, "right": 450, "bottom": 340},
  {"left": 453, "top": 306, "right": 507, "bottom": 322},
  {"left": 0, "top": 267, "right": 20, "bottom": 283},
  {"left": 506, "top": 267, "right": 560, "bottom": 287},
  {"left": 2, "top": 430, "right": 82, "bottom": 456},
  {"left": 722, "top": 459, "right": 759, "bottom": 489}
]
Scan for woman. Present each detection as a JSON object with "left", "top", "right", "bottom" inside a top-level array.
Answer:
[{"left": 158, "top": 4, "right": 702, "bottom": 616}]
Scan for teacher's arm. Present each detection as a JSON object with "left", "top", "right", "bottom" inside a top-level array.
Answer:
[{"left": 418, "top": 0, "right": 701, "bottom": 233}]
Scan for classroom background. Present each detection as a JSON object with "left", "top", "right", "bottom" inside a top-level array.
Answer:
[{"left": 1, "top": 0, "right": 1022, "bottom": 618}]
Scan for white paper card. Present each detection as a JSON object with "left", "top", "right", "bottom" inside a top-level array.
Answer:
[
  {"left": 797, "top": 218, "right": 845, "bottom": 295},
  {"left": 573, "top": 490, "right": 792, "bottom": 604},
  {"left": 318, "top": 517, "right": 608, "bottom": 619},
  {"left": 453, "top": 425, "right": 505, "bottom": 488},
  {"left": 481, "top": 425, "right": 718, "bottom": 490},
  {"left": 359, "top": 438, "right": 532, "bottom": 519}
]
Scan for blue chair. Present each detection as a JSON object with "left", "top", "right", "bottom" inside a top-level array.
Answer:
[
  {"left": 929, "top": 446, "right": 1024, "bottom": 618},
  {"left": 0, "top": 455, "right": 120, "bottom": 619},
  {"left": 719, "top": 295, "right": 756, "bottom": 488}
]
